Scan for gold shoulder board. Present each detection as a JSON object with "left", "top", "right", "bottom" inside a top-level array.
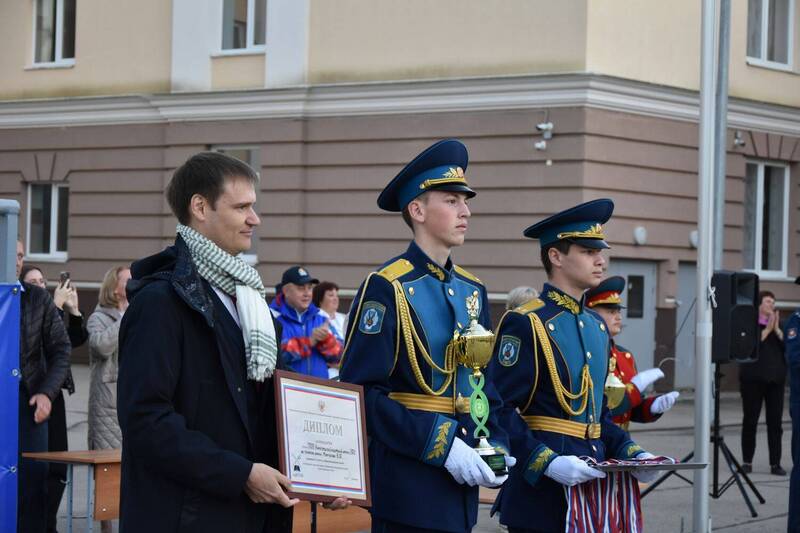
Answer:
[
  {"left": 514, "top": 298, "right": 545, "bottom": 314},
  {"left": 454, "top": 265, "right": 482, "bottom": 285},
  {"left": 377, "top": 259, "right": 414, "bottom": 282}
]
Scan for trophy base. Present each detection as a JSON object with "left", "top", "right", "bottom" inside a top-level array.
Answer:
[{"left": 475, "top": 438, "right": 508, "bottom": 475}]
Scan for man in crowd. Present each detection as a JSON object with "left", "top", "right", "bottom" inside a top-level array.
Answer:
[
  {"left": 16, "top": 240, "right": 71, "bottom": 533},
  {"left": 488, "top": 200, "right": 660, "bottom": 532},
  {"left": 340, "top": 139, "right": 512, "bottom": 533},
  {"left": 270, "top": 266, "right": 342, "bottom": 378},
  {"left": 117, "top": 152, "right": 297, "bottom": 533}
]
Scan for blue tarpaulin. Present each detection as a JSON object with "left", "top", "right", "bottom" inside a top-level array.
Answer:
[{"left": 0, "top": 283, "right": 20, "bottom": 531}]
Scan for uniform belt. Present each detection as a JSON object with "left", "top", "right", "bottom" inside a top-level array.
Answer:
[
  {"left": 522, "top": 415, "right": 601, "bottom": 439},
  {"left": 388, "top": 392, "right": 454, "bottom": 414}
]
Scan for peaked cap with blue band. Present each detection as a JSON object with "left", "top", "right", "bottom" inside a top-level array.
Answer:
[
  {"left": 523, "top": 198, "right": 614, "bottom": 249},
  {"left": 585, "top": 275, "right": 626, "bottom": 309},
  {"left": 377, "top": 139, "right": 476, "bottom": 212}
]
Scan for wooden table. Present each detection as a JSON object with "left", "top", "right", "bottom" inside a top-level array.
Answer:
[{"left": 23, "top": 449, "right": 121, "bottom": 533}]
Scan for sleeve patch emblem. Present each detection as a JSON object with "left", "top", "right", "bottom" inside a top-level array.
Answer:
[
  {"left": 498, "top": 335, "right": 521, "bottom": 367},
  {"left": 359, "top": 301, "right": 386, "bottom": 334}
]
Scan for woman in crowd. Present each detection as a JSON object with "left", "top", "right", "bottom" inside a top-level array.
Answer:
[
  {"left": 19, "top": 265, "right": 88, "bottom": 533},
  {"left": 739, "top": 290, "right": 787, "bottom": 475},
  {"left": 505, "top": 285, "right": 539, "bottom": 311},
  {"left": 313, "top": 280, "right": 347, "bottom": 340},
  {"left": 86, "top": 266, "right": 131, "bottom": 533}
]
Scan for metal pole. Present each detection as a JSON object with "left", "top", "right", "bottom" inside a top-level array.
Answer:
[
  {"left": 694, "top": 0, "right": 718, "bottom": 530},
  {"left": 0, "top": 200, "right": 20, "bottom": 283},
  {"left": 713, "top": 0, "right": 731, "bottom": 269}
]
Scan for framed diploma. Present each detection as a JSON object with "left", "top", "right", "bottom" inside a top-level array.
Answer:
[{"left": 274, "top": 370, "right": 371, "bottom": 506}]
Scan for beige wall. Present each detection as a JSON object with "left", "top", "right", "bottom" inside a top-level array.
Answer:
[
  {"left": 211, "top": 53, "right": 265, "bottom": 91},
  {"left": 0, "top": 0, "right": 172, "bottom": 100},
  {"left": 585, "top": 0, "right": 800, "bottom": 108},
  {"left": 307, "top": 0, "right": 588, "bottom": 83}
]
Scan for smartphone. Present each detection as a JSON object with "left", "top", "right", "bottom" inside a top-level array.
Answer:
[{"left": 59, "top": 271, "right": 70, "bottom": 287}]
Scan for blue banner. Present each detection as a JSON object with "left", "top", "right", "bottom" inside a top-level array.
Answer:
[{"left": 0, "top": 283, "right": 20, "bottom": 531}]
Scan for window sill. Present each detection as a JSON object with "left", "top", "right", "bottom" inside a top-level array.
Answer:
[
  {"left": 744, "top": 270, "right": 794, "bottom": 282},
  {"left": 746, "top": 57, "right": 795, "bottom": 74},
  {"left": 26, "top": 60, "right": 76, "bottom": 71},
  {"left": 211, "top": 47, "right": 266, "bottom": 58},
  {"left": 25, "top": 253, "right": 68, "bottom": 263}
]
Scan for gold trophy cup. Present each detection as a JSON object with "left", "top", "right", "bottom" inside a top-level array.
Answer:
[
  {"left": 449, "top": 292, "right": 508, "bottom": 475},
  {"left": 604, "top": 356, "right": 627, "bottom": 410}
]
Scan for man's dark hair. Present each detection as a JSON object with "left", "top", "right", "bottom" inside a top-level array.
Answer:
[
  {"left": 540, "top": 240, "right": 573, "bottom": 276},
  {"left": 312, "top": 281, "right": 340, "bottom": 307},
  {"left": 759, "top": 290, "right": 776, "bottom": 305},
  {"left": 166, "top": 152, "right": 259, "bottom": 225}
]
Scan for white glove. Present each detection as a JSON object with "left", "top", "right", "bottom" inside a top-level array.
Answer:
[
  {"left": 444, "top": 438, "right": 507, "bottom": 488},
  {"left": 544, "top": 455, "right": 606, "bottom": 487},
  {"left": 632, "top": 452, "right": 660, "bottom": 483},
  {"left": 630, "top": 368, "right": 664, "bottom": 393},
  {"left": 651, "top": 391, "right": 680, "bottom": 414}
]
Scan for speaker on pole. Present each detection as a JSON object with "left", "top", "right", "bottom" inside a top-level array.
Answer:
[{"left": 711, "top": 271, "right": 759, "bottom": 363}]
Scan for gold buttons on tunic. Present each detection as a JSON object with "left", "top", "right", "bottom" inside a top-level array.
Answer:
[
  {"left": 408, "top": 287, "right": 415, "bottom": 296},
  {"left": 579, "top": 320, "right": 584, "bottom": 328},
  {"left": 625, "top": 352, "right": 632, "bottom": 359},
  {"left": 586, "top": 351, "right": 592, "bottom": 359},
  {"left": 448, "top": 288, "right": 455, "bottom": 296},
  {"left": 600, "top": 324, "right": 606, "bottom": 331},
  {"left": 548, "top": 323, "right": 555, "bottom": 331}
]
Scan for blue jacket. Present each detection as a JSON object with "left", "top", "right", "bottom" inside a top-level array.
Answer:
[
  {"left": 339, "top": 241, "right": 509, "bottom": 532},
  {"left": 488, "top": 284, "right": 645, "bottom": 531},
  {"left": 270, "top": 298, "right": 342, "bottom": 379}
]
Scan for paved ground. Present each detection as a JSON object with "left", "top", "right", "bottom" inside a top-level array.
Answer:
[{"left": 57, "top": 365, "right": 792, "bottom": 532}]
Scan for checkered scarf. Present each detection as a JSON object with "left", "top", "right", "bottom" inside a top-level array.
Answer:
[{"left": 177, "top": 224, "right": 277, "bottom": 381}]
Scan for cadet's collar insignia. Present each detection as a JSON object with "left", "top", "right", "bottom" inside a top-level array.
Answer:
[
  {"left": 557, "top": 223, "right": 605, "bottom": 241},
  {"left": 498, "top": 335, "right": 521, "bottom": 367},
  {"left": 548, "top": 290, "right": 580, "bottom": 314},
  {"left": 358, "top": 301, "right": 386, "bottom": 335},
  {"left": 426, "top": 263, "right": 446, "bottom": 281}
]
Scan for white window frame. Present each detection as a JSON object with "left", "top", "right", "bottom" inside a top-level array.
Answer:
[
  {"left": 30, "top": 0, "right": 76, "bottom": 68},
  {"left": 211, "top": 145, "right": 261, "bottom": 265},
  {"left": 743, "top": 161, "right": 791, "bottom": 280},
  {"left": 217, "top": 0, "right": 266, "bottom": 56},
  {"left": 746, "top": 0, "right": 796, "bottom": 71},
  {"left": 25, "top": 183, "right": 69, "bottom": 262}
]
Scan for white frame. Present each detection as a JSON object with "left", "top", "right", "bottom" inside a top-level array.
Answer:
[
  {"left": 25, "top": 183, "right": 69, "bottom": 262},
  {"left": 31, "top": 0, "right": 76, "bottom": 68},
  {"left": 218, "top": 0, "right": 266, "bottom": 55},
  {"left": 743, "top": 161, "right": 791, "bottom": 279},
  {"left": 746, "top": 0, "right": 795, "bottom": 70},
  {"left": 211, "top": 145, "right": 261, "bottom": 265}
]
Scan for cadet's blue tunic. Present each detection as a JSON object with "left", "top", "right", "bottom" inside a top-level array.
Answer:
[
  {"left": 488, "top": 284, "right": 645, "bottom": 532},
  {"left": 339, "top": 241, "right": 509, "bottom": 532},
  {"left": 785, "top": 311, "right": 800, "bottom": 532}
]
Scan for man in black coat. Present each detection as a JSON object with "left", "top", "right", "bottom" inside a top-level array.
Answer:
[
  {"left": 16, "top": 240, "right": 71, "bottom": 533},
  {"left": 117, "top": 153, "right": 298, "bottom": 533}
]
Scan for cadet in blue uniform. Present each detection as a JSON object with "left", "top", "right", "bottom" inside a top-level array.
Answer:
[
  {"left": 488, "top": 199, "right": 659, "bottom": 532},
  {"left": 786, "top": 275, "right": 800, "bottom": 533},
  {"left": 339, "top": 139, "right": 512, "bottom": 533}
]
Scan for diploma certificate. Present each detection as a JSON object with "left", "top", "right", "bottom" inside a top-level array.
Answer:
[{"left": 274, "top": 370, "right": 371, "bottom": 506}]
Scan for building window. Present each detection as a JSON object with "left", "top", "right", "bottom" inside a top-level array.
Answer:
[
  {"left": 27, "top": 183, "right": 69, "bottom": 261},
  {"left": 742, "top": 162, "right": 790, "bottom": 278},
  {"left": 747, "top": 0, "right": 794, "bottom": 67},
  {"left": 212, "top": 146, "right": 260, "bottom": 263},
  {"left": 221, "top": 0, "right": 266, "bottom": 51},
  {"left": 34, "top": 0, "right": 76, "bottom": 65}
]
